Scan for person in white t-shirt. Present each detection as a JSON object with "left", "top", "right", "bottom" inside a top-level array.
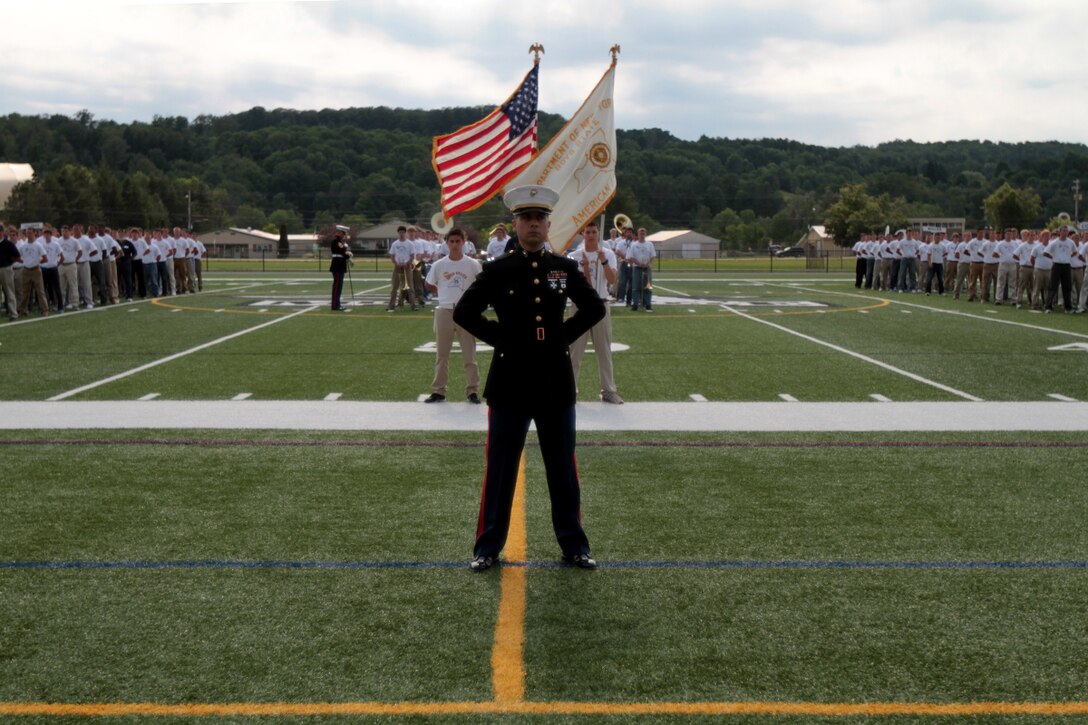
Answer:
[
  {"left": 568, "top": 219, "right": 622, "bottom": 404},
  {"left": 1029, "top": 230, "right": 1054, "bottom": 311},
  {"left": 423, "top": 228, "right": 482, "bottom": 403},
  {"left": 1013, "top": 230, "right": 1035, "bottom": 309}
]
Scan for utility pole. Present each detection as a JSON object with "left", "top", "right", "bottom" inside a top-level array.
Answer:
[
  {"left": 186, "top": 191, "right": 192, "bottom": 231},
  {"left": 1073, "top": 179, "right": 1081, "bottom": 223}
]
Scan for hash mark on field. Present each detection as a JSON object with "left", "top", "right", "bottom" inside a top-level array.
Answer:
[
  {"left": 231, "top": 393, "right": 253, "bottom": 401},
  {"left": 324, "top": 393, "right": 343, "bottom": 401},
  {"left": 901, "top": 310, "right": 912, "bottom": 314},
  {"left": 128, "top": 309, "right": 138, "bottom": 313},
  {"left": 1048, "top": 394, "right": 1078, "bottom": 402},
  {"left": 689, "top": 394, "right": 708, "bottom": 402},
  {"left": 171, "top": 308, "right": 182, "bottom": 313},
  {"left": 858, "top": 310, "right": 869, "bottom": 314},
  {"left": 870, "top": 394, "right": 892, "bottom": 402},
  {"left": 138, "top": 393, "right": 160, "bottom": 401},
  {"left": 778, "top": 394, "right": 799, "bottom": 402}
]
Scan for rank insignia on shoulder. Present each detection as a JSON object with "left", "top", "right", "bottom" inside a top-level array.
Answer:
[{"left": 547, "top": 270, "right": 567, "bottom": 291}]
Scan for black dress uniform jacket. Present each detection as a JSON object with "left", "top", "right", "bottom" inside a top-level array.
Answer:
[
  {"left": 329, "top": 238, "right": 350, "bottom": 273},
  {"left": 454, "top": 246, "right": 605, "bottom": 408}
]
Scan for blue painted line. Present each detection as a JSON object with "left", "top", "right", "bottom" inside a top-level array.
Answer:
[{"left": 2, "top": 559, "right": 1087, "bottom": 571}]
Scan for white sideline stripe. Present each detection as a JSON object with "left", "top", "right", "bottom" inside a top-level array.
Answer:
[
  {"left": 232, "top": 393, "right": 253, "bottom": 401},
  {"left": 781, "top": 283, "right": 1088, "bottom": 342},
  {"left": 46, "top": 305, "right": 320, "bottom": 401},
  {"left": 1048, "top": 394, "right": 1078, "bottom": 402},
  {"left": 652, "top": 285, "right": 690, "bottom": 297},
  {"left": 689, "top": 394, "right": 708, "bottom": 402},
  {"left": 6, "top": 401, "right": 1088, "bottom": 431},
  {"left": 138, "top": 393, "right": 160, "bottom": 401},
  {"left": 871, "top": 394, "right": 892, "bottom": 402},
  {"left": 721, "top": 303, "right": 983, "bottom": 402},
  {"left": 779, "top": 394, "right": 799, "bottom": 402},
  {"left": 324, "top": 393, "right": 343, "bottom": 401}
]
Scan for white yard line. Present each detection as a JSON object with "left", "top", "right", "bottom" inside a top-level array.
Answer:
[
  {"left": 721, "top": 303, "right": 983, "bottom": 401},
  {"left": 1048, "top": 394, "right": 1078, "bottom": 402},
  {"left": 870, "top": 394, "right": 892, "bottom": 402},
  {"left": 231, "top": 393, "right": 253, "bottom": 401},
  {"left": 324, "top": 393, "right": 343, "bottom": 401},
  {"left": 46, "top": 305, "right": 319, "bottom": 401},
  {"left": 6, "top": 401, "right": 1088, "bottom": 431},
  {"left": 780, "top": 283, "right": 1088, "bottom": 342},
  {"left": 689, "top": 394, "right": 708, "bottom": 402},
  {"left": 1, "top": 282, "right": 267, "bottom": 328},
  {"left": 779, "top": 394, "right": 799, "bottom": 402},
  {"left": 651, "top": 284, "right": 690, "bottom": 297}
]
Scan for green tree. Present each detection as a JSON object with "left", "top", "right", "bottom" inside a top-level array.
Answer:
[
  {"left": 983, "top": 182, "right": 1042, "bottom": 231},
  {"left": 233, "top": 205, "right": 267, "bottom": 229},
  {"left": 268, "top": 208, "right": 305, "bottom": 234},
  {"left": 824, "top": 184, "right": 907, "bottom": 246}
]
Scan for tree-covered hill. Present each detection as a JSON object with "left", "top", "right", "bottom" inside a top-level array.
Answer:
[{"left": 3, "top": 107, "right": 1087, "bottom": 248}]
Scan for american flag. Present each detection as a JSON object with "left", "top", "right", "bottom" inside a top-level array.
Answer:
[{"left": 432, "top": 65, "right": 539, "bottom": 217}]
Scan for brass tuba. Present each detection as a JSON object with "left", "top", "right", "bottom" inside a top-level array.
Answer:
[
  {"left": 431, "top": 211, "right": 454, "bottom": 236},
  {"left": 613, "top": 213, "right": 632, "bottom": 235}
]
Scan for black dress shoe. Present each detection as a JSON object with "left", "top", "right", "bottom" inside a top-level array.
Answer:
[
  {"left": 562, "top": 553, "right": 598, "bottom": 569},
  {"left": 424, "top": 393, "right": 446, "bottom": 403},
  {"left": 470, "top": 555, "right": 498, "bottom": 572},
  {"left": 467, "top": 393, "right": 481, "bottom": 404}
]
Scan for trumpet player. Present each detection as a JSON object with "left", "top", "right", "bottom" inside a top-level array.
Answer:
[
  {"left": 386, "top": 225, "right": 418, "bottom": 311},
  {"left": 627, "top": 227, "right": 655, "bottom": 312}
]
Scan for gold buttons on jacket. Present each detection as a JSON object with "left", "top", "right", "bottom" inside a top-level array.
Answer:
[
  {"left": 535, "top": 315, "right": 542, "bottom": 322},
  {"left": 531, "top": 261, "right": 538, "bottom": 268},
  {"left": 508, "top": 289, "right": 514, "bottom": 295},
  {"left": 533, "top": 278, "right": 540, "bottom": 285},
  {"left": 535, "top": 297, "right": 541, "bottom": 303}
]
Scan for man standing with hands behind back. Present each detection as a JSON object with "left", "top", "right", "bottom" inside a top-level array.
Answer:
[{"left": 454, "top": 185, "right": 605, "bottom": 572}]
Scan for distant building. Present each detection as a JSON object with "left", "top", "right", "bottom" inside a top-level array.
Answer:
[
  {"left": 645, "top": 230, "right": 720, "bottom": 259},
  {"left": 196, "top": 228, "right": 321, "bottom": 258},
  {"left": 0, "top": 162, "right": 35, "bottom": 210},
  {"left": 907, "top": 217, "right": 966, "bottom": 235},
  {"left": 355, "top": 220, "right": 412, "bottom": 252},
  {"left": 796, "top": 225, "right": 833, "bottom": 253}
]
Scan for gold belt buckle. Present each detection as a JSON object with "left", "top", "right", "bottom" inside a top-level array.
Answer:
[{"left": 536, "top": 327, "right": 545, "bottom": 341}]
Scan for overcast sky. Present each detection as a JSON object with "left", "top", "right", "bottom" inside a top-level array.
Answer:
[{"left": 4, "top": 0, "right": 1088, "bottom": 148}]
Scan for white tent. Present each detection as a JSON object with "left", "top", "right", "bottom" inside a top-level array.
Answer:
[{"left": 0, "top": 163, "right": 35, "bottom": 210}]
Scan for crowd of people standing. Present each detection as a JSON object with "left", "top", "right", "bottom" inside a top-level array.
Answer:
[
  {"left": 1, "top": 224, "right": 207, "bottom": 321},
  {"left": 852, "top": 227, "right": 1088, "bottom": 313}
]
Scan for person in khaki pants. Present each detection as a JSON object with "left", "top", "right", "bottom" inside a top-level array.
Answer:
[
  {"left": 422, "top": 228, "right": 481, "bottom": 404},
  {"left": 18, "top": 234, "right": 49, "bottom": 318}
]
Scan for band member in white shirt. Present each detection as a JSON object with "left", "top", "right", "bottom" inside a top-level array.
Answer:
[
  {"left": 568, "top": 220, "right": 622, "bottom": 404},
  {"left": 1014, "top": 230, "right": 1035, "bottom": 309},
  {"left": 423, "top": 228, "right": 482, "bottom": 404},
  {"left": 994, "top": 228, "right": 1019, "bottom": 305}
]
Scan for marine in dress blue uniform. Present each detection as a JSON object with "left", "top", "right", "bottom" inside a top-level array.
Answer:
[
  {"left": 453, "top": 185, "right": 606, "bottom": 571},
  {"left": 329, "top": 230, "right": 352, "bottom": 311}
]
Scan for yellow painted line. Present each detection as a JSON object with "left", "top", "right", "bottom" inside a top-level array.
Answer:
[
  {"left": 490, "top": 450, "right": 527, "bottom": 705},
  {"left": 4, "top": 700, "right": 1088, "bottom": 717}
]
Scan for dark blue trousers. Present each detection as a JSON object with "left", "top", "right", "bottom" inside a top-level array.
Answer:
[
  {"left": 474, "top": 404, "right": 590, "bottom": 559},
  {"left": 331, "top": 270, "right": 344, "bottom": 309}
]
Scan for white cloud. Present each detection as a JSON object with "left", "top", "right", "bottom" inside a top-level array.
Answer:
[{"left": 1, "top": 0, "right": 1087, "bottom": 146}]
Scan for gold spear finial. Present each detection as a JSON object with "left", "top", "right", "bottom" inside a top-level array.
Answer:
[
  {"left": 529, "top": 43, "right": 545, "bottom": 64},
  {"left": 609, "top": 44, "right": 621, "bottom": 65}
]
